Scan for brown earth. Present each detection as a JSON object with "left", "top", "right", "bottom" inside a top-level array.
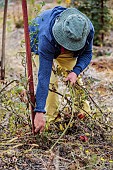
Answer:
[{"left": 0, "top": 2, "right": 113, "bottom": 170}]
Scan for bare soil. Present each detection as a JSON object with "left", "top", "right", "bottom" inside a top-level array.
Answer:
[{"left": 0, "top": 2, "right": 113, "bottom": 170}]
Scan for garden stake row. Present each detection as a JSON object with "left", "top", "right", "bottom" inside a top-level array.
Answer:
[{"left": 22, "top": 0, "right": 35, "bottom": 135}]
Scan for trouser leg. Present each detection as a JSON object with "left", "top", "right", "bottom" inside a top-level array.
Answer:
[
  {"left": 46, "top": 69, "right": 59, "bottom": 122},
  {"left": 46, "top": 51, "right": 76, "bottom": 122},
  {"left": 54, "top": 51, "right": 91, "bottom": 115},
  {"left": 32, "top": 55, "right": 59, "bottom": 122}
]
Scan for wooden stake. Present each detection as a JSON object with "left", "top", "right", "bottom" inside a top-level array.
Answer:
[
  {"left": 22, "top": 0, "right": 35, "bottom": 135},
  {"left": 1, "top": 0, "right": 8, "bottom": 80}
]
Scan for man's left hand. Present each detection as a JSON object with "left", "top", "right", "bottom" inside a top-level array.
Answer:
[{"left": 65, "top": 72, "right": 78, "bottom": 85}]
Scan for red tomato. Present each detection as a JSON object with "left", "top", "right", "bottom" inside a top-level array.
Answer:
[
  {"left": 79, "top": 135, "right": 88, "bottom": 142},
  {"left": 77, "top": 113, "right": 85, "bottom": 119}
]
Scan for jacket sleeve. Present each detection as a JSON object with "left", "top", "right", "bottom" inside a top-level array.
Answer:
[
  {"left": 34, "top": 55, "right": 53, "bottom": 113},
  {"left": 73, "top": 32, "right": 94, "bottom": 75}
]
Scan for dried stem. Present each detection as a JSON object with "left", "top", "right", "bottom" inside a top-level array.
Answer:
[
  {"left": 49, "top": 86, "right": 113, "bottom": 130},
  {"left": 50, "top": 84, "right": 75, "bottom": 151},
  {"left": 0, "top": 80, "right": 19, "bottom": 93}
]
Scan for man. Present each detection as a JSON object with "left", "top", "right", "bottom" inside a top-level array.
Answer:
[{"left": 29, "top": 6, "right": 94, "bottom": 134}]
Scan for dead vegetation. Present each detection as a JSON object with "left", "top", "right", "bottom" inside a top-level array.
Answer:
[{"left": 0, "top": 1, "right": 113, "bottom": 170}]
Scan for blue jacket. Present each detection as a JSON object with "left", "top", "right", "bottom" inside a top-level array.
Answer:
[{"left": 29, "top": 6, "right": 94, "bottom": 113}]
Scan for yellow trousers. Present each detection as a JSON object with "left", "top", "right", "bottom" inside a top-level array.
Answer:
[{"left": 33, "top": 50, "right": 90, "bottom": 122}]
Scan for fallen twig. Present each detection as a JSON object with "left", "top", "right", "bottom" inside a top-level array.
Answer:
[{"left": 0, "top": 79, "right": 19, "bottom": 93}]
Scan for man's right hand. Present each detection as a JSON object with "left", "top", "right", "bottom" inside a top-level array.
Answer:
[
  {"left": 65, "top": 72, "right": 78, "bottom": 85},
  {"left": 34, "top": 112, "right": 46, "bottom": 134}
]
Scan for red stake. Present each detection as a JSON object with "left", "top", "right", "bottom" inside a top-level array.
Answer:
[{"left": 22, "top": 0, "right": 35, "bottom": 135}]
